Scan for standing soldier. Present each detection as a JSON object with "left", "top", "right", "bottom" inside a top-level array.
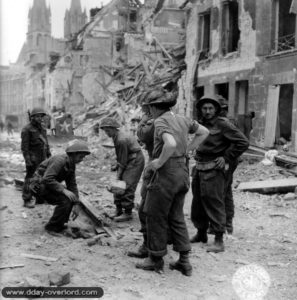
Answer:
[
  {"left": 29, "top": 141, "right": 90, "bottom": 233},
  {"left": 217, "top": 95, "right": 241, "bottom": 234},
  {"left": 100, "top": 118, "right": 145, "bottom": 222},
  {"left": 127, "top": 101, "right": 155, "bottom": 258},
  {"left": 21, "top": 108, "right": 51, "bottom": 208},
  {"left": 190, "top": 95, "right": 249, "bottom": 252},
  {"left": 136, "top": 90, "right": 209, "bottom": 276}
]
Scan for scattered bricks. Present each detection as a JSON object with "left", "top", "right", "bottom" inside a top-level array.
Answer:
[
  {"left": 283, "top": 193, "right": 296, "bottom": 201},
  {"left": 49, "top": 272, "right": 70, "bottom": 286}
]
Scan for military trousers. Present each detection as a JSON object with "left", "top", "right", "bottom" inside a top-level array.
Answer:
[
  {"left": 40, "top": 188, "right": 73, "bottom": 230},
  {"left": 114, "top": 151, "right": 145, "bottom": 211},
  {"left": 22, "top": 164, "right": 38, "bottom": 203},
  {"left": 191, "top": 167, "right": 226, "bottom": 233},
  {"left": 224, "top": 160, "right": 238, "bottom": 222},
  {"left": 145, "top": 158, "right": 191, "bottom": 257}
]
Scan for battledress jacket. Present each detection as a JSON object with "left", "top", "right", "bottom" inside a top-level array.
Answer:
[
  {"left": 21, "top": 122, "right": 51, "bottom": 166},
  {"left": 32, "top": 154, "right": 79, "bottom": 198}
]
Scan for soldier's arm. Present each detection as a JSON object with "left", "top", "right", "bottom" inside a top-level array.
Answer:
[
  {"left": 222, "top": 122, "right": 249, "bottom": 162},
  {"left": 21, "top": 128, "right": 32, "bottom": 165},
  {"left": 187, "top": 122, "right": 209, "bottom": 152},
  {"left": 115, "top": 140, "right": 129, "bottom": 179},
  {"left": 65, "top": 173, "right": 79, "bottom": 200},
  {"left": 42, "top": 157, "right": 67, "bottom": 193}
]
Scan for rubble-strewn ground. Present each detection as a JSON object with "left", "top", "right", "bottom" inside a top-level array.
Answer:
[{"left": 1, "top": 132, "right": 297, "bottom": 300}]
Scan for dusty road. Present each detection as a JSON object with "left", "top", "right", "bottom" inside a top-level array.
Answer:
[{"left": 0, "top": 132, "right": 297, "bottom": 300}]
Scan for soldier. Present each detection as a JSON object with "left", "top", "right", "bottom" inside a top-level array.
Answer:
[
  {"left": 190, "top": 95, "right": 249, "bottom": 252},
  {"left": 29, "top": 141, "right": 90, "bottom": 233},
  {"left": 216, "top": 95, "right": 241, "bottom": 234},
  {"left": 100, "top": 118, "right": 145, "bottom": 222},
  {"left": 127, "top": 100, "right": 155, "bottom": 258},
  {"left": 135, "top": 90, "right": 209, "bottom": 276},
  {"left": 21, "top": 107, "right": 51, "bottom": 208}
]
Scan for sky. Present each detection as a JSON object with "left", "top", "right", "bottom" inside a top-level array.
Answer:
[{"left": 0, "top": 0, "right": 111, "bottom": 65}]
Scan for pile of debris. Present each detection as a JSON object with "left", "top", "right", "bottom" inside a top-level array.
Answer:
[{"left": 73, "top": 42, "right": 186, "bottom": 139}]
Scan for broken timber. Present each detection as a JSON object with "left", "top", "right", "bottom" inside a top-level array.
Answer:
[
  {"left": 237, "top": 178, "right": 297, "bottom": 194},
  {"left": 0, "top": 264, "right": 25, "bottom": 270},
  {"left": 21, "top": 253, "right": 58, "bottom": 262},
  {"left": 79, "top": 197, "right": 113, "bottom": 233}
]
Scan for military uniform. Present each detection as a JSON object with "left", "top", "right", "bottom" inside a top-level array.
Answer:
[
  {"left": 21, "top": 120, "right": 51, "bottom": 204},
  {"left": 113, "top": 130, "right": 145, "bottom": 213},
  {"left": 191, "top": 116, "right": 249, "bottom": 236},
  {"left": 136, "top": 114, "right": 154, "bottom": 247},
  {"left": 145, "top": 111, "right": 199, "bottom": 257},
  {"left": 30, "top": 154, "right": 79, "bottom": 232}
]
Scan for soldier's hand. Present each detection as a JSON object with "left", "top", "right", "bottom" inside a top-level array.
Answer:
[
  {"left": 147, "top": 159, "right": 162, "bottom": 172},
  {"left": 71, "top": 204, "right": 80, "bottom": 220},
  {"left": 63, "top": 189, "right": 78, "bottom": 203},
  {"left": 215, "top": 157, "right": 225, "bottom": 169}
]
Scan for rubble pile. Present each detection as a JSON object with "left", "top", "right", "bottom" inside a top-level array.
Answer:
[{"left": 73, "top": 43, "right": 186, "bottom": 141}]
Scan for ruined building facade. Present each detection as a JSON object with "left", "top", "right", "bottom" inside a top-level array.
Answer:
[{"left": 182, "top": 0, "right": 297, "bottom": 151}]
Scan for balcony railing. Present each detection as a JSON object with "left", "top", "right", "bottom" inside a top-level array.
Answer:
[{"left": 274, "top": 33, "right": 296, "bottom": 52}]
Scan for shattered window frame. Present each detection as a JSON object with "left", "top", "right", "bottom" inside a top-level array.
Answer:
[
  {"left": 198, "top": 10, "right": 211, "bottom": 61},
  {"left": 271, "top": 0, "right": 297, "bottom": 53},
  {"left": 221, "top": 0, "right": 240, "bottom": 55}
]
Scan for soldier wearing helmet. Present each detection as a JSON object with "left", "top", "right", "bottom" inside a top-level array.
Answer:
[
  {"left": 190, "top": 94, "right": 249, "bottom": 253},
  {"left": 100, "top": 117, "right": 145, "bottom": 222},
  {"left": 29, "top": 140, "right": 90, "bottom": 233},
  {"left": 135, "top": 89, "right": 209, "bottom": 276},
  {"left": 21, "top": 107, "right": 51, "bottom": 208}
]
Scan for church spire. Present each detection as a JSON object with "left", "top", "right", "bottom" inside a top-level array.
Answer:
[
  {"left": 28, "top": 0, "right": 51, "bottom": 34},
  {"left": 64, "top": 0, "right": 87, "bottom": 39}
]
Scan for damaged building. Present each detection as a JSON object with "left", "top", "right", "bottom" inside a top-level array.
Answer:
[{"left": 182, "top": 0, "right": 297, "bottom": 151}]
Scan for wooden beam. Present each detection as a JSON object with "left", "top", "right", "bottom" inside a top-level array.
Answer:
[
  {"left": 79, "top": 197, "right": 112, "bottom": 228},
  {"left": 21, "top": 253, "right": 58, "bottom": 262},
  {"left": 237, "top": 178, "right": 297, "bottom": 194}
]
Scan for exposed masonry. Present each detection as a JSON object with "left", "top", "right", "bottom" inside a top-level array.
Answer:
[{"left": 179, "top": 0, "right": 297, "bottom": 152}]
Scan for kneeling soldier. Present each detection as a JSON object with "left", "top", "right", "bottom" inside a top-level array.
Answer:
[{"left": 30, "top": 141, "right": 90, "bottom": 233}]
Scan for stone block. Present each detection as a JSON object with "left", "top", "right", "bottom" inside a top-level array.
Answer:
[{"left": 49, "top": 272, "right": 70, "bottom": 286}]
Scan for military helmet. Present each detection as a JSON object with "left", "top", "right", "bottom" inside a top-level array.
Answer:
[
  {"left": 31, "top": 107, "right": 47, "bottom": 117},
  {"left": 142, "top": 89, "right": 177, "bottom": 107},
  {"left": 196, "top": 94, "right": 221, "bottom": 114},
  {"left": 99, "top": 117, "right": 120, "bottom": 129},
  {"left": 65, "top": 140, "right": 91, "bottom": 155}
]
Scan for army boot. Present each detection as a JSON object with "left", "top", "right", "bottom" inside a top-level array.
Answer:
[
  {"left": 169, "top": 251, "right": 192, "bottom": 276},
  {"left": 207, "top": 233, "right": 225, "bottom": 253},
  {"left": 136, "top": 255, "right": 164, "bottom": 273},
  {"left": 24, "top": 197, "right": 36, "bottom": 209},
  {"left": 114, "top": 211, "right": 133, "bottom": 222},
  {"left": 110, "top": 206, "right": 123, "bottom": 219},
  {"left": 127, "top": 243, "right": 148, "bottom": 258},
  {"left": 190, "top": 229, "right": 208, "bottom": 243}
]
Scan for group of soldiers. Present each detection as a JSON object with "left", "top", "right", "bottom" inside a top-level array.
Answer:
[{"left": 20, "top": 90, "right": 249, "bottom": 277}]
